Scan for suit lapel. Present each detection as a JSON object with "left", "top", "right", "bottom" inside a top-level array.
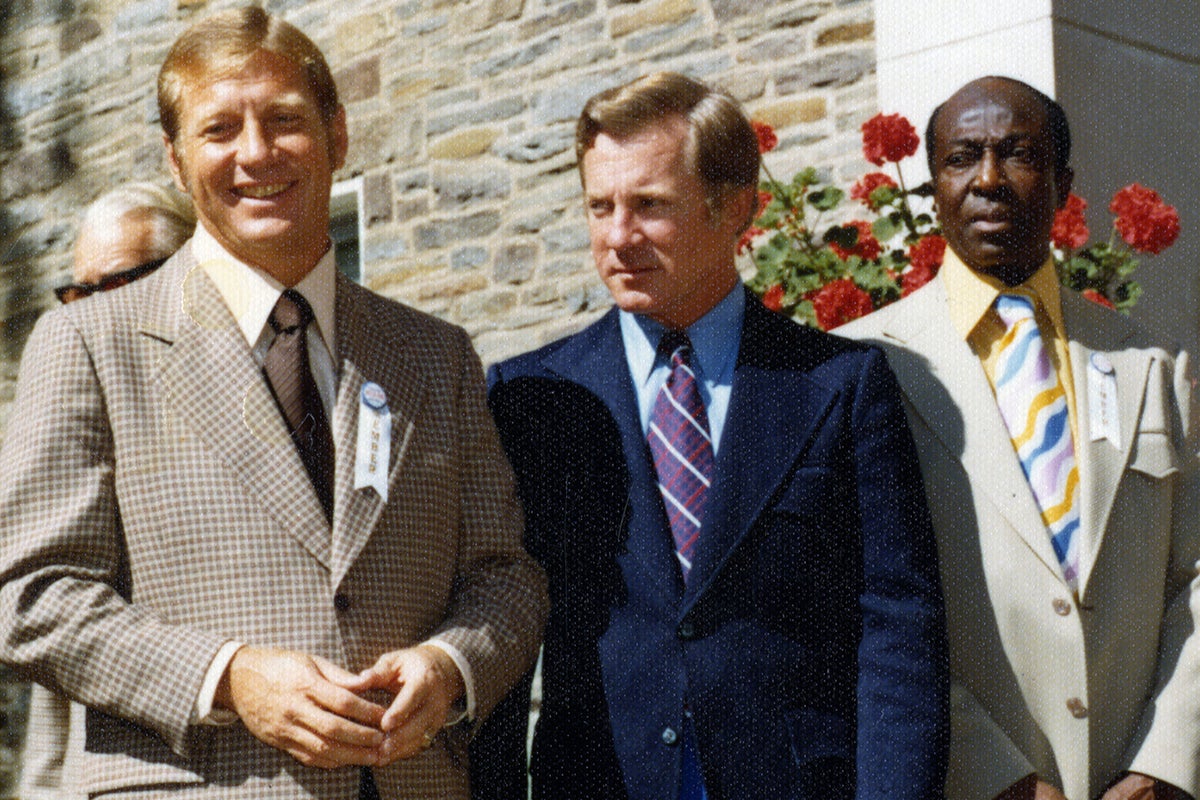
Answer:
[
  {"left": 1062, "top": 292, "right": 1148, "bottom": 593},
  {"left": 684, "top": 297, "right": 837, "bottom": 603},
  {"left": 142, "top": 247, "right": 331, "bottom": 566},
  {"left": 875, "top": 278, "right": 1063, "bottom": 577},
  {"left": 543, "top": 311, "right": 684, "bottom": 606},
  {"left": 329, "top": 277, "right": 428, "bottom": 585}
]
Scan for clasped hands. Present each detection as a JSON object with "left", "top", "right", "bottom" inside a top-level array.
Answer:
[
  {"left": 215, "top": 643, "right": 466, "bottom": 769},
  {"left": 996, "top": 774, "right": 1191, "bottom": 800}
]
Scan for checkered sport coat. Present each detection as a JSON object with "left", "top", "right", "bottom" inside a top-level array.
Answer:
[{"left": 0, "top": 243, "right": 548, "bottom": 799}]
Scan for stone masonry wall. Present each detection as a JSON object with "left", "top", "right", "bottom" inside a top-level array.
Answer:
[{"left": 0, "top": 0, "right": 880, "bottom": 793}]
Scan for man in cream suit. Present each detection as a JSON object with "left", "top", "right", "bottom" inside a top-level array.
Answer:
[
  {"left": 0, "top": 8, "right": 546, "bottom": 799},
  {"left": 842, "top": 76, "right": 1200, "bottom": 800}
]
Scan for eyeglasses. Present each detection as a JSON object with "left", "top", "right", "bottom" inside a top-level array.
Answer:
[{"left": 54, "top": 258, "right": 168, "bottom": 304}]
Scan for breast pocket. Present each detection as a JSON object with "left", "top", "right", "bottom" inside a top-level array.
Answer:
[{"left": 1128, "top": 430, "right": 1178, "bottom": 479}]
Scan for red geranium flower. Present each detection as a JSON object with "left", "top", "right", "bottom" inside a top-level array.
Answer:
[
  {"left": 1110, "top": 183, "right": 1180, "bottom": 255},
  {"left": 737, "top": 225, "right": 764, "bottom": 255},
  {"left": 761, "top": 283, "right": 785, "bottom": 312},
  {"left": 902, "top": 235, "right": 946, "bottom": 296},
  {"left": 850, "top": 172, "right": 898, "bottom": 210},
  {"left": 752, "top": 120, "right": 778, "bottom": 154},
  {"left": 861, "top": 113, "right": 919, "bottom": 166},
  {"left": 829, "top": 220, "right": 881, "bottom": 261},
  {"left": 757, "top": 190, "right": 774, "bottom": 212},
  {"left": 809, "top": 278, "right": 874, "bottom": 330},
  {"left": 1082, "top": 288, "right": 1115, "bottom": 309},
  {"left": 1050, "top": 193, "right": 1089, "bottom": 251}
]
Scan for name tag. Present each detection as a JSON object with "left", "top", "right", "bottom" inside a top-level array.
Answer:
[
  {"left": 1087, "top": 352, "right": 1120, "bottom": 449},
  {"left": 355, "top": 381, "right": 391, "bottom": 501}
]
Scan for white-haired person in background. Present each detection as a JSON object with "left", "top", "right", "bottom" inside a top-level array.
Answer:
[{"left": 53, "top": 180, "right": 196, "bottom": 304}]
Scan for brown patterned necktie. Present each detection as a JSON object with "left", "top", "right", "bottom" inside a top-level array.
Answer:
[{"left": 263, "top": 289, "right": 334, "bottom": 520}]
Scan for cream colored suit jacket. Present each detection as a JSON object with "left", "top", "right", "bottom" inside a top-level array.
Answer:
[
  {"left": 0, "top": 244, "right": 547, "bottom": 799},
  {"left": 842, "top": 276, "right": 1200, "bottom": 800}
]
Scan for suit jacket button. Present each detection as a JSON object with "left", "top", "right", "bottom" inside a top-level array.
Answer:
[
  {"left": 333, "top": 593, "right": 352, "bottom": 612},
  {"left": 678, "top": 621, "right": 695, "bottom": 640},
  {"left": 1052, "top": 598, "right": 1072, "bottom": 616},
  {"left": 1066, "top": 698, "right": 1088, "bottom": 718},
  {"left": 661, "top": 727, "right": 679, "bottom": 746}
]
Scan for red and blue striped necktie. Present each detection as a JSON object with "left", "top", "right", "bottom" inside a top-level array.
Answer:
[{"left": 647, "top": 332, "right": 714, "bottom": 584}]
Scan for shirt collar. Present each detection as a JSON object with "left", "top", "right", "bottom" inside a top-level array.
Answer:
[
  {"left": 192, "top": 224, "right": 338, "bottom": 358},
  {"left": 620, "top": 282, "right": 744, "bottom": 390},
  {"left": 941, "top": 246, "right": 1065, "bottom": 341}
]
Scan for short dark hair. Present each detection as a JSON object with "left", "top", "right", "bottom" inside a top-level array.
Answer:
[
  {"left": 576, "top": 71, "right": 761, "bottom": 230},
  {"left": 925, "top": 76, "right": 1071, "bottom": 176}
]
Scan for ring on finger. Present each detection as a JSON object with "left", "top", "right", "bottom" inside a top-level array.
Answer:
[{"left": 422, "top": 730, "right": 435, "bottom": 748}]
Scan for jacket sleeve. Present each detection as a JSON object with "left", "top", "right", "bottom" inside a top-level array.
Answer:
[
  {"left": 1126, "top": 347, "right": 1200, "bottom": 795},
  {"left": 851, "top": 348, "right": 951, "bottom": 800},
  {"left": 423, "top": 330, "right": 548, "bottom": 725},
  {"left": 0, "top": 310, "right": 226, "bottom": 757}
]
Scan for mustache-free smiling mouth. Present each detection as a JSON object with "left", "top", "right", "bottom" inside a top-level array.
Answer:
[{"left": 234, "top": 183, "right": 291, "bottom": 199}]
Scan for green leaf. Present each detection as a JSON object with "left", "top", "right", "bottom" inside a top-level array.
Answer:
[
  {"left": 872, "top": 216, "right": 899, "bottom": 243},
  {"left": 824, "top": 224, "right": 858, "bottom": 249},
  {"left": 807, "top": 186, "right": 844, "bottom": 212}
]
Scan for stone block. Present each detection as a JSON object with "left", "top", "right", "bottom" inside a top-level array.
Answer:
[
  {"left": 494, "top": 240, "right": 538, "bottom": 283},
  {"left": 114, "top": 0, "right": 170, "bottom": 33},
  {"left": 488, "top": 0, "right": 526, "bottom": 27},
  {"left": 492, "top": 127, "right": 575, "bottom": 163},
  {"left": 336, "top": 56, "right": 381, "bottom": 104},
  {"left": 510, "top": 209, "right": 562, "bottom": 234},
  {"left": 520, "top": 0, "right": 596, "bottom": 39},
  {"left": 611, "top": 0, "right": 697, "bottom": 38},
  {"left": 542, "top": 224, "right": 590, "bottom": 254},
  {"left": 471, "top": 34, "right": 562, "bottom": 79},
  {"left": 1, "top": 141, "right": 75, "bottom": 200},
  {"left": 816, "top": 20, "right": 874, "bottom": 46},
  {"left": 776, "top": 48, "right": 873, "bottom": 92},
  {"left": 434, "top": 165, "right": 511, "bottom": 207},
  {"left": 60, "top": 17, "right": 102, "bottom": 54},
  {"left": 428, "top": 128, "right": 503, "bottom": 160},
  {"left": 346, "top": 112, "right": 421, "bottom": 167},
  {"left": 363, "top": 172, "right": 393, "bottom": 225},
  {"left": 427, "top": 96, "right": 525, "bottom": 137},
  {"left": 335, "top": 13, "right": 390, "bottom": 56},
  {"left": 416, "top": 211, "right": 502, "bottom": 250},
  {"left": 739, "top": 31, "right": 809, "bottom": 63},
  {"left": 396, "top": 196, "right": 431, "bottom": 223},
  {"left": 752, "top": 96, "right": 828, "bottom": 128},
  {"left": 452, "top": 245, "right": 490, "bottom": 271}
]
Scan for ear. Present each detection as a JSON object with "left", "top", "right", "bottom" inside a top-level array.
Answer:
[
  {"left": 164, "top": 134, "right": 188, "bottom": 195},
  {"left": 1055, "top": 166, "right": 1074, "bottom": 209},
  {"left": 719, "top": 185, "right": 757, "bottom": 235},
  {"left": 329, "top": 105, "right": 349, "bottom": 171}
]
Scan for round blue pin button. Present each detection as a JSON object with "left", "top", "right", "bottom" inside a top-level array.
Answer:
[
  {"left": 361, "top": 381, "right": 387, "bottom": 409},
  {"left": 1090, "top": 353, "right": 1114, "bottom": 375}
]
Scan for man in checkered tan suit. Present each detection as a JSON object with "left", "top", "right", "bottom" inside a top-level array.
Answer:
[{"left": 0, "top": 7, "right": 546, "bottom": 799}]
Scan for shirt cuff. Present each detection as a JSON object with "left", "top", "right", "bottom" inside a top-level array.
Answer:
[
  {"left": 193, "top": 641, "right": 244, "bottom": 726},
  {"left": 423, "top": 639, "right": 475, "bottom": 724}
]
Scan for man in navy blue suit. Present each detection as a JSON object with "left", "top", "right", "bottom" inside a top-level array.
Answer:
[{"left": 473, "top": 72, "right": 949, "bottom": 800}]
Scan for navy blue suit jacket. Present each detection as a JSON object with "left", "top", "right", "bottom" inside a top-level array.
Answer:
[{"left": 472, "top": 291, "right": 949, "bottom": 800}]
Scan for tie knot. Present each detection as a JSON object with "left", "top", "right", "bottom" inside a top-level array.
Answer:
[
  {"left": 995, "top": 294, "right": 1035, "bottom": 329},
  {"left": 658, "top": 330, "right": 693, "bottom": 367},
  {"left": 270, "top": 289, "right": 315, "bottom": 334}
]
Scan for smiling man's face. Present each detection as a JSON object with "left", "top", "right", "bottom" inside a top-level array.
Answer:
[
  {"left": 165, "top": 48, "right": 347, "bottom": 286},
  {"left": 932, "top": 78, "right": 1071, "bottom": 286}
]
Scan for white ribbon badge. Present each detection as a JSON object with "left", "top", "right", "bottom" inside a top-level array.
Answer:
[
  {"left": 1087, "top": 352, "right": 1120, "bottom": 449},
  {"left": 355, "top": 381, "right": 391, "bottom": 501}
]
